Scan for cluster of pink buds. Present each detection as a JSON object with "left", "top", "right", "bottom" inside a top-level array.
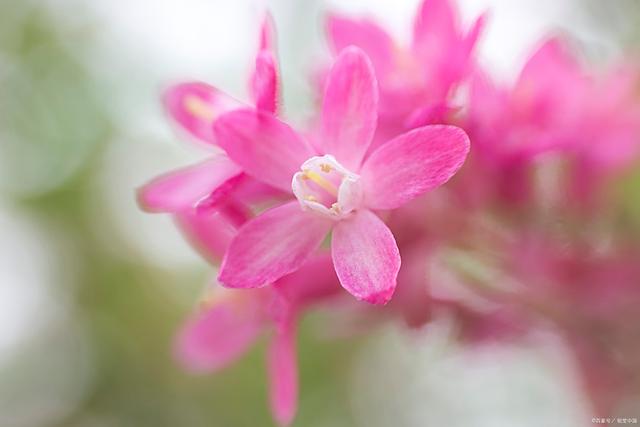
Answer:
[{"left": 139, "top": 0, "right": 640, "bottom": 424}]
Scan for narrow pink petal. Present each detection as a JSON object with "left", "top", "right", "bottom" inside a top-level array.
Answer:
[
  {"left": 268, "top": 314, "right": 298, "bottom": 426},
  {"left": 251, "top": 14, "right": 279, "bottom": 114},
  {"left": 331, "top": 209, "right": 400, "bottom": 304},
  {"left": 468, "top": 71, "right": 503, "bottom": 124},
  {"left": 218, "top": 201, "right": 332, "bottom": 289},
  {"left": 250, "top": 50, "right": 279, "bottom": 113},
  {"left": 320, "top": 46, "right": 378, "bottom": 170},
  {"left": 413, "top": 0, "right": 458, "bottom": 51},
  {"left": 163, "top": 82, "right": 242, "bottom": 144},
  {"left": 259, "top": 12, "right": 277, "bottom": 52},
  {"left": 463, "top": 13, "right": 487, "bottom": 57},
  {"left": 326, "top": 14, "right": 395, "bottom": 79},
  {"left": 137, "top": 155, "right": 243, "bottom": 213},
  {"left": 174, "top": 292, "right": 265, "bottom": 373},
  {"left": 214, "top": 109, "right": 315, "bottom": 192},
  {"left": 360, "top": 125, "right": 470, "bottom": 210}
]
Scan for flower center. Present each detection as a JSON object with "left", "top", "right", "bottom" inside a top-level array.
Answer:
[{"left": 292, "top": 155, "right": 362, "bottom": 220}]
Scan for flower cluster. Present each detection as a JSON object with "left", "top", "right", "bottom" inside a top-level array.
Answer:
[{"left": 139, "top": 0, "right": 640, "bottom": 424}]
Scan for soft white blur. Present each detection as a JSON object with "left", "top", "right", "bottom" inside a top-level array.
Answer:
[{"left": 350, "top": 321, "right": 590, "bottom": 427}]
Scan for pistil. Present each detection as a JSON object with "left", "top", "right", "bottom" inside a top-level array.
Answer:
[{"left": 292, "top": 155, "right": 363, "bottom": 220}]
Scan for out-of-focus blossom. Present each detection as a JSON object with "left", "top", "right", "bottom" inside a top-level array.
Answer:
[
  {"left": 467, "top": 39, "right": 583, "bottom": 162},
  {"left": 176, "top": 255, "right": 340, "bottom": 426},
  {"left": 462, "top": 38, "right": 585, "bottom": 206},
  {"left": 214, "top": 46, "right": 470, "bottom": 304},
  {"left": 326, "top": 0, "right": 485, "bottom": 142},
  {"left": 562, "top": 63, "right": 640, "bottom": 206},
  {"left": 464, "top": 37, "right": 640, "bottom": 207}
]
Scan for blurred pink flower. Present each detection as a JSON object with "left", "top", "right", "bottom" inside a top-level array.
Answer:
[
  {"left": 462, "top": 38, "right": 585, "bottom": 206},
  {"left": 326, "top": 0, "right": 485, "bottom": 142},
  {"left": 464, "top": 37, "right": 640, "bottom": 207},
  {"left": 467, "top": 38, "right": 584, "bottom": 162},
  {"left": 214, "top": 46, "right": 470, "bottom": 305},
  {"left": 563, "top": 63, "right": 640, "bottom": 206},
  {"left": 175, "top": 255, "right": 340, "bottom": 426}
]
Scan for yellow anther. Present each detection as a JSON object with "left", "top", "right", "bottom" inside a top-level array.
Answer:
[
  {"left": 305, "top": 195, "right": 318, "bottom": 202},
  {"left": 185, "top": 95, "right": 216, "bottom": 121},
  {"left": 304, "top": 170, "right": 338, "bottom": 197},
  {"left": 320, "top": 163, "right": 332, "bottom": 173}
]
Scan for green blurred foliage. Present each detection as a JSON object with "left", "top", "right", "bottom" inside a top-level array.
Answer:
[{"left": 0, "top": 2, "right": 111, "bottom": 197}]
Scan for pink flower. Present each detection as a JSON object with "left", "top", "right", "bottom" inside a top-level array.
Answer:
[
  {"left": 137, "top": 15, "right": 280, "bottom": 219},
  {"left": 214, "top": 46, "right": 470, "bottom": 304},
  {"left": 464, "top": 37, "right": 640, "bottom": 207},
  {"left": 466, "top": 38, "right": 585, "bottom": 163},
  {"left": 175, "top": 255, "right": 340, "bottom": 426},
  {"left": 461, "top": 38, "right": 586, "bottom": 206},
  {"left": 326, "top": 0, "right": 485, "bottom": 140}
]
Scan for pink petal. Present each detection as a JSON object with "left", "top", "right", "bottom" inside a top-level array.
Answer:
[
  {"left": 413, "top": 0, "right": 458, "bottom": 52},
  {"left": 251, "top": 15, "right": 280, "bottom": 114},
  {"left": 412, "top": 0, "right": 483, "bottom": 100},
  {"left": 214, "top": 109, "right": 315, "bottom": 192},
  {"left": 258, "top": 12, "right": 277, "bottom": 52},
  {"left": 326, "top": 14, "right": 395, "bottom": 79},
  {"left": 468, "top": 71, "right": 504, "bottom": 129},
  {"left": 360, "top": 125, "right": 470, "bottom": 210},
  {"left": 331, "top": 209, "right": 400, "bottom": 304},
  {"left": 463, "top": 13, "right": 487, "bottom": 57},
  {"left": 192, "top": 173, "right": 253, "bottom": 225},
  {"left": 218, "top": 201, "right": 332, "bottom": 289},
  {"left": 163, "top": 82, "right": 242, "bottom": 144},
  {"left": 516, "top": 38, "right": 586, "bottom": 119},
  {"left": 174, "top": 291, "right": 265, "bottom": 373},
  {"left": 274, "top": 255, "right": 340, "bottom": 308},
  {"left": 227, "top": 175, "right": 290, "bottom": 206},
  {"left": 250, "top": 50, "right": 279, "bottom": 114},
  {"left": 268, "top": 314, "right": 298, "bottom": 426},
  {"left": 320, "top": 46, "right": 378, "bottom": 170},
  {"left": 137, "top": 155, "right": 243, "bottom": 213},
  {"left": 519, "top": 38, "right": 579, "bottom": 86},
  {"left": 175, "top": 209, "right": 238, "bottom": 263}
]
